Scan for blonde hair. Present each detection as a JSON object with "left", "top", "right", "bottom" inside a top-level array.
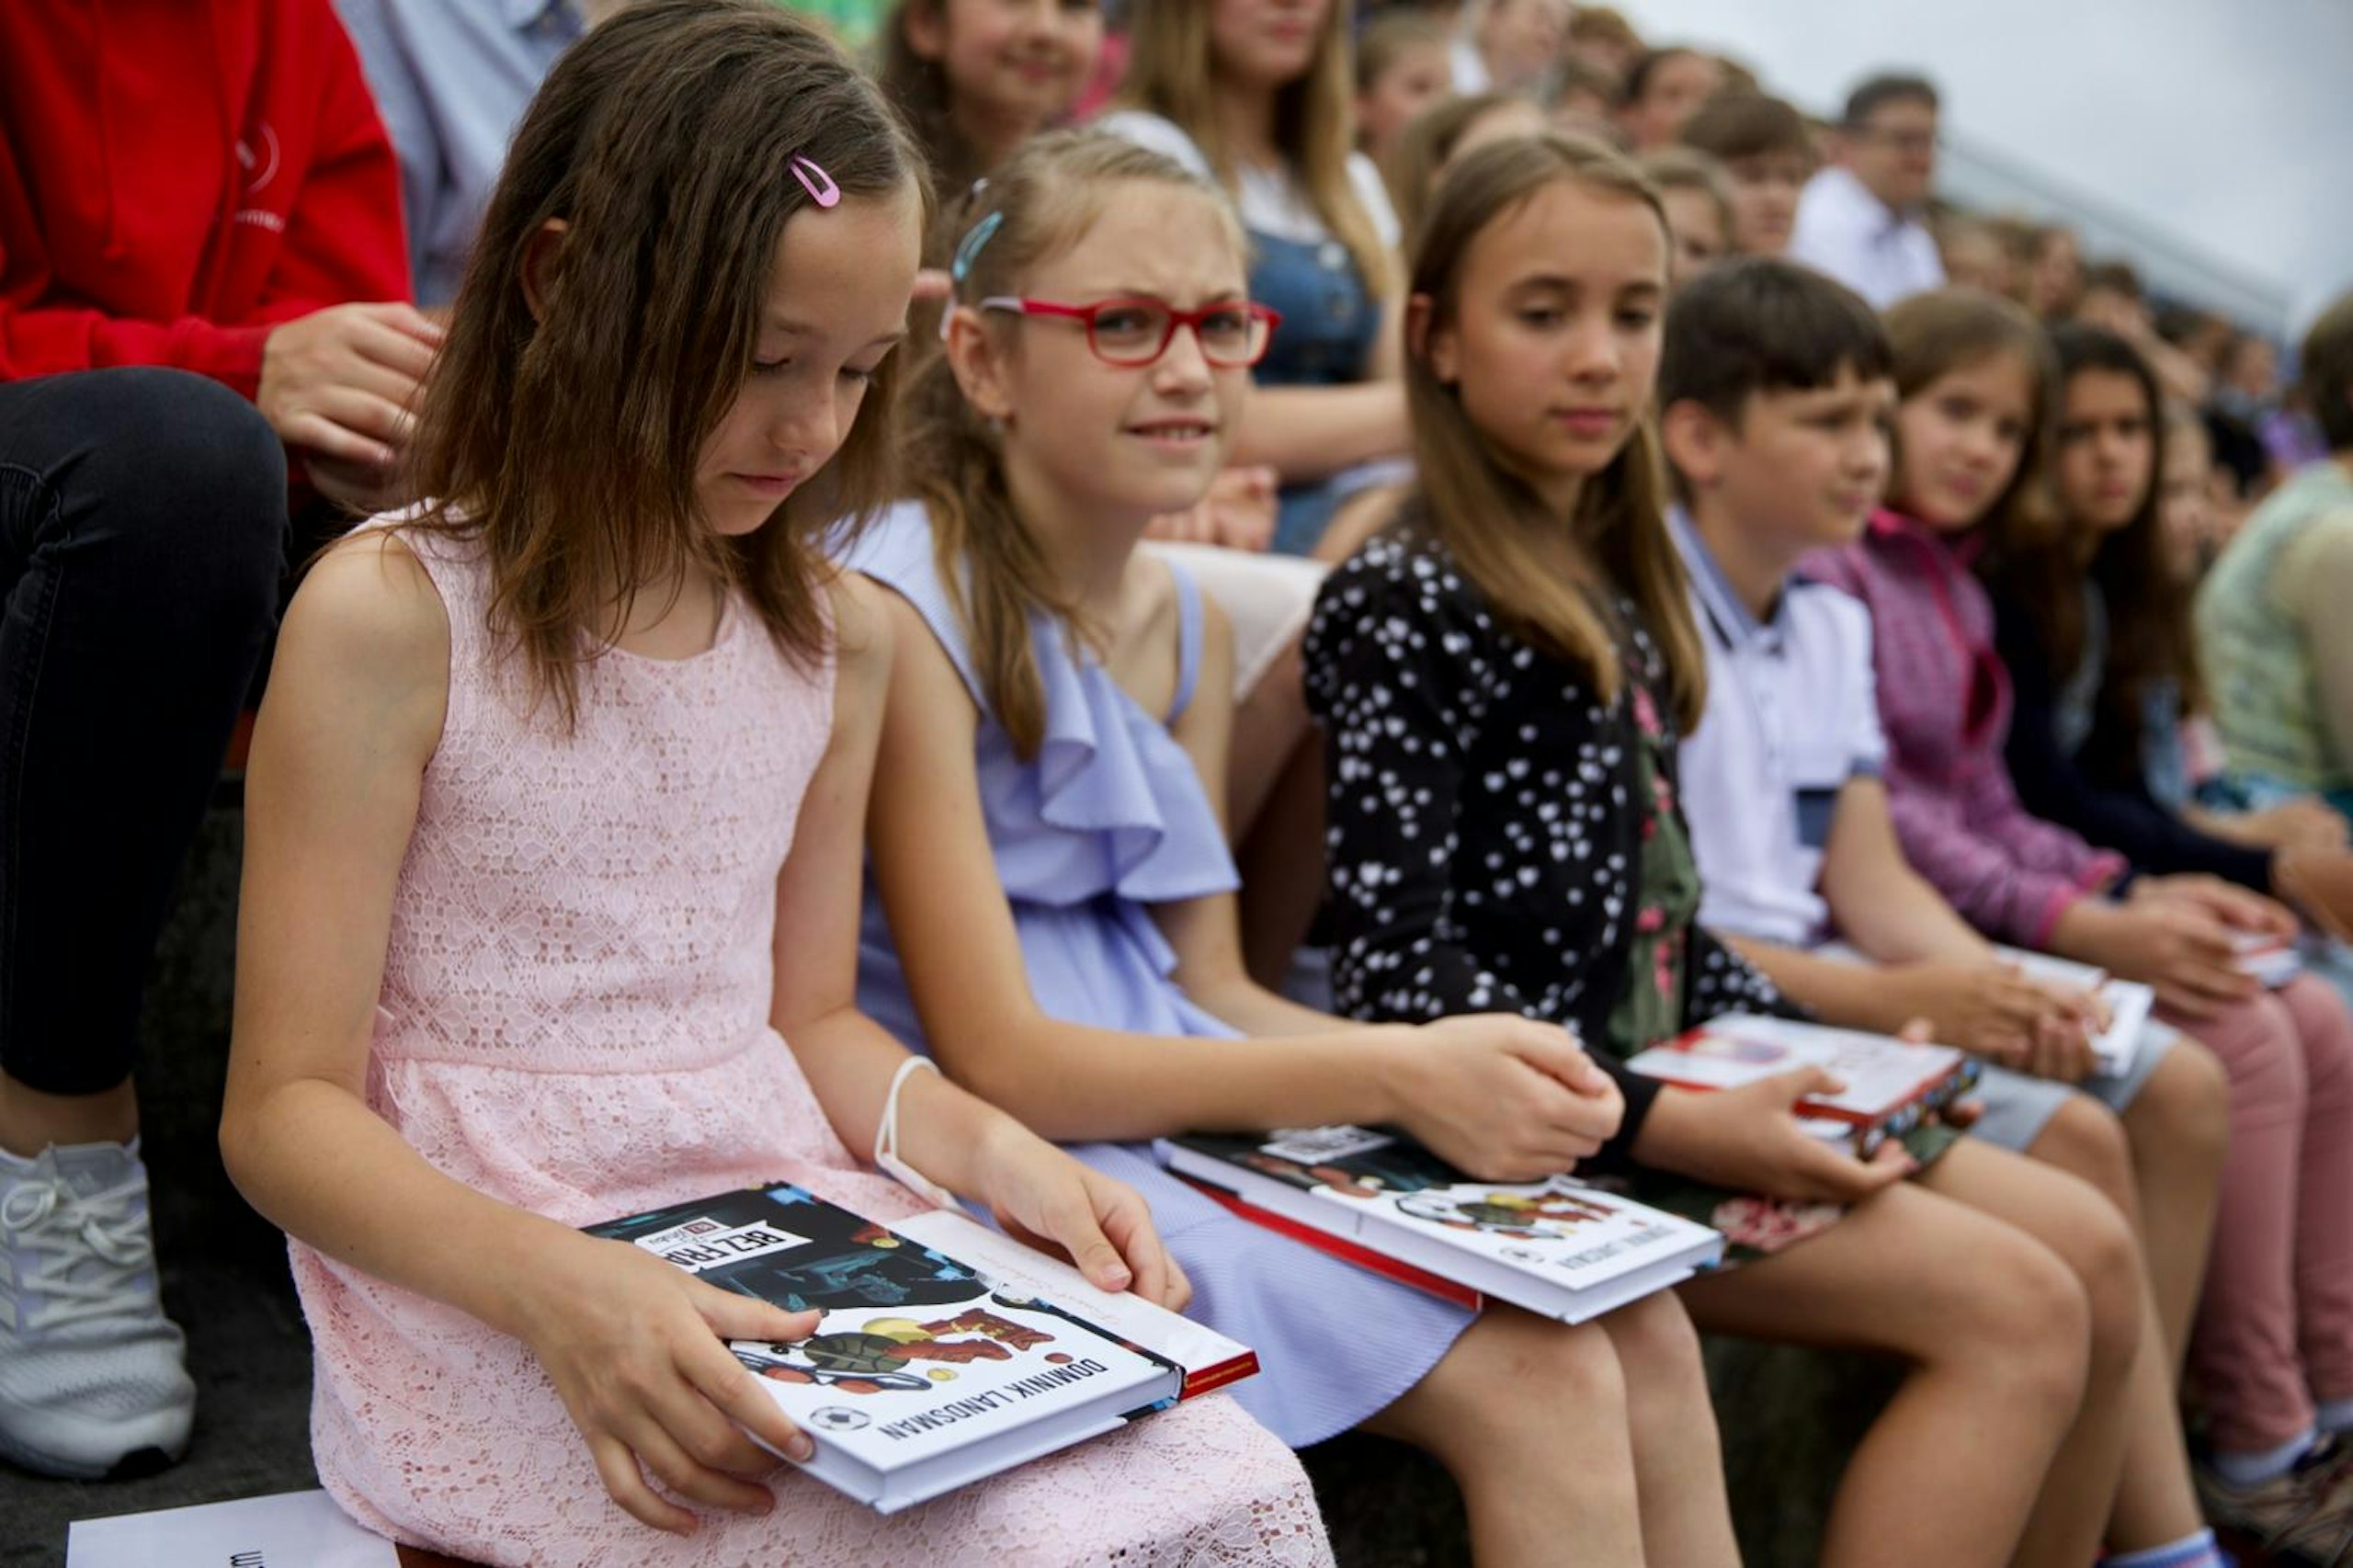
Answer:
[
  {"left": 911, "top": 131, "right": 1245, "bottom": 757},
  {"left": 1403, "top": 131, "right": 1701, "bottom": 729},
  {"left": 1117, "top": 0, "right": 1394, "bottom": 297}
]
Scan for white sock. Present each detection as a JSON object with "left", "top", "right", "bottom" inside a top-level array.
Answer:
[
  {"left": 2101, "top": 1529, "right": 2223, "bottom": 1568},
  {"left": 2211, "top": 1427, "right": 2317, "bottom": 1485}
]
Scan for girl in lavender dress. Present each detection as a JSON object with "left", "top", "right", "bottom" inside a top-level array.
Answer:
[{"left": 848, "top": 130, "right": 1742, "bottom": 1568}]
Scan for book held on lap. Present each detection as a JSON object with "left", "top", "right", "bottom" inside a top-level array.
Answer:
[
  {"left": 1623, "top": 1014, "right": 1980, "bottom": 1158},
  {"left": 2232, "top": 931, "right": 2302, "bottom": 988},
  {"left": 1992, "top": 947, "right": 2154, "bottom": 1074},
  {"left": 1811, "top": 939, "right": 2152, "bottom": 1075},
  {"left": 587, "top": 1185, "right": 1245, "bottom": 1514},
  {"left": 1157, "top": 1126, "right": 1723, "bottom": 1323}
]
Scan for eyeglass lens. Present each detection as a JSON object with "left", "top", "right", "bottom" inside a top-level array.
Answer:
[{"left": 1090, "top": 302, "right": 1269, "bottom": 366}]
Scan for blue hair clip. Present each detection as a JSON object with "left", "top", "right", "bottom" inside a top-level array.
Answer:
[{"left": 950, "top": 210, "right": 1005, "bottom": 287}]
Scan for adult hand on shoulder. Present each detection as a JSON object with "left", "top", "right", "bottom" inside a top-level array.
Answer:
[
  {"left": 511, "top": 1232, "right": 819, "bottom": 1536},
  {"left": 1630, "top": 1072, "right": 1916, "bottom": 1204},
  {"left": 969, "top": 1118, "right": 1189, "bottom": 1310},
  {"left": 303, "top": 453, "right": 416, "bottom": 515},
  {"left": 258, "top": 302, "right": 443, "bottom": 469},
  {"left": 1390, "top": 1014, "right": 1622, "bottom": 1182}
]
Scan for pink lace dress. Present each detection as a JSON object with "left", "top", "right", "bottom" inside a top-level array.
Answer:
[{"left": 290, "top": 526, "right": 1332, "bottom": 1567}]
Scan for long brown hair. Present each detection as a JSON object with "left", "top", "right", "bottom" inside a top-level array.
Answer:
[
  {"left": 1381, "top": 90, "right": 1532, "bottom": 250},
  {"left": 405, "top": 0, "right": 925, "bottom": 726},
  {"left": 1883, "top": 288, "right": 2059, "bottom": 551},
  {"left": 1987, "top": 324, "right": 2202, "bottom": 772},
  {"left": 1117, "top": 0, "right": 1394, "bottom": 297},
  {"left": 1401, "top": 131, "right": 1702, "bottom": 730},
  {"left": 878, "top": 0, "right": 985, "bottom": 201},
  {"left": 909, "top": 131, "right": 1244, "bottom": 758}
]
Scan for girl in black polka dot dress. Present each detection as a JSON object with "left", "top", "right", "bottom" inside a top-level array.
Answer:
[{"left": 1302, "top": 133, "right": 2181, "bottom": 1568}]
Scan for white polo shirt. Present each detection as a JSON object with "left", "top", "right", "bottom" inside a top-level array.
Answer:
[
  {"left": 1673, "top": 509, "right": 1889, "bottom": 947},
  {"left": 1787, "top": 165, "right": 1946, "bottom": 310}
]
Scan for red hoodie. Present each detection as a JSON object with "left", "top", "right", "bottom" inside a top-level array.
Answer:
[{"left": 0, "top": 0, "right": 410, "bottom": 399}]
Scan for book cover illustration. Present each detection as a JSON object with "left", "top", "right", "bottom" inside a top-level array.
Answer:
[
  {"left": 1629, "top": 1015, "right": 1979, "bottom": 1156},
  {"left": 587, "top": 1186, "right": 1179, "bottom": 1505},
  {"left": 1175, "top": 1126, "right": 1720, "bottom": 1295}
]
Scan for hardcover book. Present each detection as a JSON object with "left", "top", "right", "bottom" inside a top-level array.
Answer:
[
  {"left": 1994, "top": 947, "right": 2155, "bottom": 1075},
  {"left": 588, "top": 1185, "right": 1243, "bottom": 1514},
  {"left": 1623, "top": 1014, "right": 1980, "bottom": 1157},
  {"left": 1812, "top": 940, "right": 2153, "bottom": 1076},
  {"left": 1158, "top": 1126, "right": 1722, "bottom": 1323}
]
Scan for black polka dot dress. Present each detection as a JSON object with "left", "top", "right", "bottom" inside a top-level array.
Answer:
[{"left": 1303, "top": 527, "right": 1795, "bottom": 1166}]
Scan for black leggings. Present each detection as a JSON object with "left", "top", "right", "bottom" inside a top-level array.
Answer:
[{"left": 0, "top": 369, "right": 286, "bottom": 1094}]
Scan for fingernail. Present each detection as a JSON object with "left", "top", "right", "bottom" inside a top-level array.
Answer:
[{"left": 787, "top": 1433, "right": 816, "bottom": 1462}]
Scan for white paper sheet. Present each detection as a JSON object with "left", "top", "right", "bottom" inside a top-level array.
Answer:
[{"left": 68, "top": 1488, "right": 396, "bottom": 1568}]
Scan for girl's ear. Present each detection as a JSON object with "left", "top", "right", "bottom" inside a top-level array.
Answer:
[
  {"left": 1658, "top": 399, "right": 1723, "bottom": 489},
  {"left": 520, "top": 218, "right": 570, "bottom": 324},
  {"left": 1406, "top": 291, "right": 1458, "bottom": 385},
  {"left": 945, "top": 305, "right": 1018, "bottom": 424},
  {"left": 902, "top": 0, "right": 948, "bottom": 62}
]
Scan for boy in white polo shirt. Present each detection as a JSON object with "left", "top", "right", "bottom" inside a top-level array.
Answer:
[{"left": 1659, "top": 259, "right": 2229, "bottom": 1389}]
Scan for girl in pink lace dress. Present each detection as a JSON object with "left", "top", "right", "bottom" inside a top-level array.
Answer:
[{"left": 218, "top": 6, "right": 1330, "bottom": 1563}]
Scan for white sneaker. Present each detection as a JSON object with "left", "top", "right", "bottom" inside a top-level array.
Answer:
[{"left": 0, "top": 1139, "right": 194, "bottom": 1478}]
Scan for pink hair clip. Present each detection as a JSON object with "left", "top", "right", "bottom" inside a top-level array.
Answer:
[{"left": 790, "top": 155, "right": 840, "bottom": 210}]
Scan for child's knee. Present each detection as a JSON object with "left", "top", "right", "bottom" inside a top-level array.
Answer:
[
  {"left": 2031, "top": 1094, "right": 2137, "bottom": 1214},
  {"left": 1426, "top": 1312, "right": 1629, "bottom": 1443},
  {"left": 2281, "top": 975, "right": 2353, "bottom": 1091},
  {"left": 2128, "top": 1039, "right": 2230, "bottom": 1176},
  {"left": 2036, "top": 1177, "right": 2146, "bottom": 1385},
  {"left": 1600, "top": 1290, "right": 1711, "bottom": 1406},
  {"left": 2196, "top": 997, "right": 2309, "bottom": 1111},
  {"left": 1948, "top": 1229, "right": 2097, "bottom": 1413}
]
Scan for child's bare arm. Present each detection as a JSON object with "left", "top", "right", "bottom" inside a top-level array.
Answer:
[
  {"left": 221, "top": 535, "right": 810, "bottom": 1535},
  {"left": 863, "top": 585, "right": 1613, "bottom": 1179},
  {"left": 1817, "top": 778, "right": 1995, "bottom": 964},
  {"left": 772, "top": 577, "right": 1186, "bottom": 1305}
]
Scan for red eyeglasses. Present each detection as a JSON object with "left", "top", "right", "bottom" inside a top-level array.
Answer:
[{"left": 975, "top": 296, "right": 1282, "bottom": 369}]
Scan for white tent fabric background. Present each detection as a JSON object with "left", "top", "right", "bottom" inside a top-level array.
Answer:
[{"left": 1618, "top": 0, "right": 2353, "bottom": 335}]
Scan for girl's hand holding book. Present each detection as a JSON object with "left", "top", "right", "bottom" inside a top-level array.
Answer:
[
  {"left": 1631, "top": 1069, "right": 1919, "bottom": 1205},
  {"left": 2063, "top": 896, "right": 2256, "bottom": 1018},
  {"left": 2129, "top": 871, "right": 2297, "bottom": 937},
  {"left": 1382, "top": 1015, "right": 1622, "bottom": 1183},
  {"left": 1873, "top": 960, "right": 2084, "bottom": 1073},
  {"left": 967, "top": 1118, "right": 1190, "bottom": 1311},
  {"left": 506, "top": 1231, "right": 820, "bottom": 1537}
]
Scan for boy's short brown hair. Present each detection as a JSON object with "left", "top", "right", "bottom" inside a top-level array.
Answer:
[
  {"left": 1679, "top": 91, "right": 1812, "bottom": 165},
  {"left": 1660, "top": 256, "right": 1893, "bottom": 425},
  {"left": 2304, "top": 289, "right": 2353, "bottom": 452}
]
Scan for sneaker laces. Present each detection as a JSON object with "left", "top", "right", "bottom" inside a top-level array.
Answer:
[{"left": 1, "top": 1165, "right": 157, "bottom": 1334}]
